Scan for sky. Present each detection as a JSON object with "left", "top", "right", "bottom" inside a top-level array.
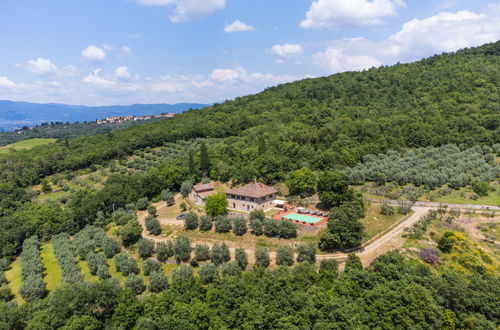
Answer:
[{"left": 0, "top": 0, "right": 499, "bottom": 106}]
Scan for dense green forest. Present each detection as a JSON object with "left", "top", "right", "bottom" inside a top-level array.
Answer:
[{"left": 1, "top": 250, "right": 498, "bottom": 329}]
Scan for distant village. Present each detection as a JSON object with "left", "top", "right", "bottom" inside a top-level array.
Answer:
[{"left": 96, "top": 113, "right": 177, "bottom": 124}]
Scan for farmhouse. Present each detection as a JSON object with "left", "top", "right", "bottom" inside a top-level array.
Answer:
[
  {"left": 226, "top": 181, "right": 278, "bottom": 213},
  {"left": 190, "top": 182, "right": 216, "bottom": 206}
]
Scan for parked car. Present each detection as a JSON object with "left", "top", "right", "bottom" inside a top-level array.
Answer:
[{"left": 176, "top": 213, "right": 189, "bottom": 220}]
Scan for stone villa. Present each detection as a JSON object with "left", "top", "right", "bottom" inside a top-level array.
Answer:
[{"left": 226, "top": 182, "right": 278, "bottom": 213}]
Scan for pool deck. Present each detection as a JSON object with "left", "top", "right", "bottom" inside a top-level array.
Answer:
[{"left": 273, "top": 211, "right": 328, "bottom": 227}]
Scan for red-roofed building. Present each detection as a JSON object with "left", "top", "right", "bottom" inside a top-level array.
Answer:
[
  {"left": 226, "top": 181, "right": 278, "bottom": 213},
  {"left": 190, "top": 182, "right": 216, "bottom": 206}
]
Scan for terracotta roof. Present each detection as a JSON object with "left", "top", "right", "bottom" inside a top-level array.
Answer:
[
  {"left": 193, "top": 183, "right": 214, "bottom": 192},
  {"left": 226, "top": 182, "right": 277, "bottom": 199},
  {"left": 197, "top": 190, "right": 216, "bottom": 199}
]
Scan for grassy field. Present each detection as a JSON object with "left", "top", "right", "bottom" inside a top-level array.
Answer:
[
  {"left": 78, "top": 260, "right": 100, "bottom": 283},
  {"left": 40, "top": 243, "right": 62, "bottom": 292},
  {"left": 4, "top": 258, "right": 23, "bottom": 304},
  {"left": 429, "top": 189, "right": 500, "bottom": 206},
  {"left": 360, "top": 204, "right": 407, "bottom": 242},
  {"left": 108, "top": 258, "right": 126, "bottom": 285},
  {"left": 0, "top": 138, "right": 56, "bottom": 154}
]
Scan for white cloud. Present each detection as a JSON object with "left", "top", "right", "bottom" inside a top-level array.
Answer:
[
  {"left": 81, "top": 45, "right": 107, "bottom": 62},
  {"left": 114, "top": 66, "right": 139, "bottom": 81},
  {"left": 315, "top": 47, "right": 381, "bottom": 73},
  {"left": 15, "top": 58, "right": 78, "bottom": 77},
  {"left": 121, "top": 46, "right": 132, "bottom": 53},
  {"left": 132, "top": 0, "right": 227, "bottom": 23},
  {"left": 83, "top": 69, "right": 117, "bottom": 87},
  {"left": 209, "top": 67, "right": 246, "bottom": 81},
  {"left": 300, "top": 0, "right": 406, "bottom": 29},
  {"left": 0, "top": 76, "right": 17, "bottom": 88},
  {"left": 313, "top": 6, "right": 500, "bottom": 73},
  {"left": 270, "top": 43, "right": 304, "bottom": 58},
  {"left": 224, "top": 20, "right": 255, "bottom": 33}
]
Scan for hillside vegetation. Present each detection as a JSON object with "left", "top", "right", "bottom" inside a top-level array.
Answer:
[{"left": 0, "top": 41, "right": 498, "bottom": 188}]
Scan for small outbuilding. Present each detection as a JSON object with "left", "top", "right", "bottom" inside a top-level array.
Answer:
[{"left": 190, "top": 183, "right": 216, "bottom": 206}]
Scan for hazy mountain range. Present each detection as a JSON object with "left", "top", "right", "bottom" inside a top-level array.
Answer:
[{"left": 0, "top": 100, "right": 209, "bottom": 131}]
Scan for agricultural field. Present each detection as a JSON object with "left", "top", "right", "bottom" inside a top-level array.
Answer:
[{"left": 0, "top": 138, "right": 56, "bottom": 154}]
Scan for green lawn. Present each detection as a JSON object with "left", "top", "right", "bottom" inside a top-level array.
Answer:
[
  {"left": 40, "top": 243, "right": 62, "bottom": 292},
  {"left": 0, "top": 138, "right": 56, "bottom": 154},
  {"left": 108, "top": 259, "right": 126, "bottom": 285},
  {"left": 78, "top": 260, "right": 100, "bottom": 283},
  {"left": 4, "top": 258, "right": 23, "bottom": 304},
  {"left": 430, "top": 190, "right": 500, "bottom": 206},
  {"left": 360, "top": 204, "right": 407, "bottom": 242}
]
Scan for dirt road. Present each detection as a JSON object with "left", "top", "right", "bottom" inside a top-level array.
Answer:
[{"left": 138, "top": 201, "right": 498, "bottom": 267}]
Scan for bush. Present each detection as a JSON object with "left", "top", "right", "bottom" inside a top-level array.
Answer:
[
  {"left": 137, "top": 239, "right": 155, "bottom": 259},
  {"left": 296, "top": 244, "right": 316, "bottom": 264},
  {"left": 149, "top": 271, "right": 168, "bottom": 293},
  {"left": 172, "top": 265, "right": 194, "bottom": 284},
  {"left": 147, "top": 205, "right": 157, "bottom": 217},
  {"left": 136, "top": 197, "right": 149, "bottom": 210},
  {"left": 86, "top": 252, "right": 107, "bottom": 276},
  {"left": 0, "top": 286, "right": 13, "bottom": 302},
  {"left": 156, "top": 241, "right": 174, "bottom": 262},
  {"left": 125, "top": 274, "right": 145, "bottom": 295},
  {"left": 420, "top": 248, "right": 440, "bottom": 264},
  {"left": 221, "top": 262, "right": 242, "bottom": 277},
  {"left": 198, "top": 264, "right": 218, "bottom": 284},
  {"left": 96, "top": 264, "right": 109, "bottom": 280},
  {"left": 249, "top": 218, "right": 264, "bottom": 236},
  {"left": 194, "top": 244, "right": 211, "bottom": 262},
  {"left": 471, "top": 180, "right": 492, "bottom": 197},
  {"left": 215, "top": 216, "right": 232, "bottom": 233},
  {"left": 114, "top": 253, "right": 139, "bottom": 276},
  {"left": 173, "top": 236, "right": 192, "bottom": 263},
  {"left": 233, "top": 217, "right": 247, "bottom": 236},
  {"left": 184, "top": 213, "right": 199, "bottom": 231},
  {"left": 278, "top": 220, "right": 297, "bottom": 239},
  {"left": 255, "top": 247, "right": 270, "bottom": 268},
  {"left": 118, "top": 221, "right": 142, "bottom": 247},
  {"left": 276, "top": 246, "right": 294, "bottom": 267},
  {"left": 205, "top": 192, "right": 228, "bottom": 217},
  {"left": 142, "top": 259, "right": 161, "bottom": 276},
  {"left": 199, "top": 216, "right": 213, "bottom": 231},
  {"left": 161, "top": 190, "right": 175, "bottom": 206},
  {"left": 345, "top": 253, "right": 363, "bottom": 272},
  {"left": 20, "top": 274, "right": 46, "bottom": 302},
  {"left": 111, "top": 209, "right": 136, "bottom": 226},
  {"left": 180, "top": 180, "right": 193, "bottom": 198},
  {"left": 211, "top": 243, "right": 230, "bottom": 266},
  {"left": 263, "top": 219, "right": 280, "bottom": 237},
  {"left": 437, "top": 232, "right": 456, "bottom": 253},
  {"left": 319, "top": 259, "right": 339, "bottom": 278},
  {"left": 235, "top": 248, "right": 248, "bottom": 270},
  {"left": 380, "top": 204, "right": 395, "bottom": 216},
  {"left": 101, "top": 237, "right": 120, "bottom": 258}
]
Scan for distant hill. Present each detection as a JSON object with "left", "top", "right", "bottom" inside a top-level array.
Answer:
[{"left": 0, "top": 101, "right": 209, "bottom": 131}]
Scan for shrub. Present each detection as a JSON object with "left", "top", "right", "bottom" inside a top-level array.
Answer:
[
  {"left": 149, "top": 271, "right": 168, "bottom": 293},
  {"left": 142, "top": 259, "right": 161, "bottom": 276},
  {"left": 296, "top": 243, "right": 316, "bottom": 264},
  {"left": 471, "top": 180, "right": 492, "bottom": 196},
  {"left": 211, "top": 243, "right": 230, "bottom": 266},
  {"left": 0, "top": 286, "right": 13, "bottom": 302},
  {"left": 278, "top": 220, "right": 297, "bottom": 239},
  {"left": 276, "top": 246, "right": 294, "bottom": 267},
  {"left": 319, "top": 259, "right": 339, "bottom": 278},
  {"left": 437, "top": 232, "right": 456, "bottom": 253},
  {"left": 96, "top": 264, "right": 109, "bottom": 280},
  {"left": 199, "top": 216, "right": 213, "bottom": 231},
  {"left": 20, "top": 274, "right": 46, "bottom": 302},
  {"left": 205, "top": 193, "right": 228, "bottom": 217},
  {"left": 221, "top": 262, "right": 242, "bottom": 277},
  {"left": 86, "top": 252, "right": 107, "bottom": 276},
  {"left": 250, "top": 218, "right": 264, "bottom": 236},
  {"left": 235, "top": 248, "right": 248, "bottom": 270},
  {"left": 215, "top": 216, "right": 232, "bottom": 233},
  {"left": 380, "top": 204, "right": 395, "bottom": 216},
  {"left": 184, "top": 213, "right": 199, "bottom": 231},
  {"left": 114, "top": 253, "right": 139, "bottom": 276},
  {"left": 263, "top": 219, "right": 280, "bottom": 237},
  {"left": 345, "top": 253, "right": 363, "bottom": 272},
  {"left": 161, "top": 189, "right": 175, "bottom": 206},
  {"left": 101, "top": 237, "right": 120, "bottom": 258},
  {"left": 420, "top": 248, "right": 440, "bottom": 264},
  {"left": 198, "top": 264, "right": 218, "bottom": 284},
  {"left": 125, "top": 274, "right": 145, "bottom": 295},
  {"left": 194, "top": 244, "right": 211, "bottom": 262},
  {"left": 136, "top": 197, "right": 149, "bottom": 210},
  {"left": 137, "top": 239, "right": 155, "bottom": 259},
  {"left": 173, "top": 236, "right": 192, "bottom": 263},
  {"left": 172, "top": 265, "right": 194, "bottom": 284},
  {"left": 233, "top": 217, "right": 247, "bottom": 236},
  {"left": 255, "top": 247, "right": 270, "bottom": 268},
  {"left": 180, "top": 180, "right": 193, "bottom": 197},
  {"left": 118, "top": 221, "right": 142, "bottom": 247},
  {"left": 147, "top": 205, "right": 157, "bottom": 217},
  {"left": 156, "top": 241, "right": 174, "bottom": 262}
]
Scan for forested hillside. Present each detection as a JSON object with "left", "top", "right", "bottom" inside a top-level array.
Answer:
[{"left": 0, "top": 42, "right": 498, "bottom": 189}]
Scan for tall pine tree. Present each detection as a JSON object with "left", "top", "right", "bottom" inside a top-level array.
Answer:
[{"left": 200, "top": 142, "right": 210, "bottom": 176}]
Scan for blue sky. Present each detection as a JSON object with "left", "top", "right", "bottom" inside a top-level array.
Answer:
[{"left": 0, "top": 0, "right": 499, "bottom": 105}]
